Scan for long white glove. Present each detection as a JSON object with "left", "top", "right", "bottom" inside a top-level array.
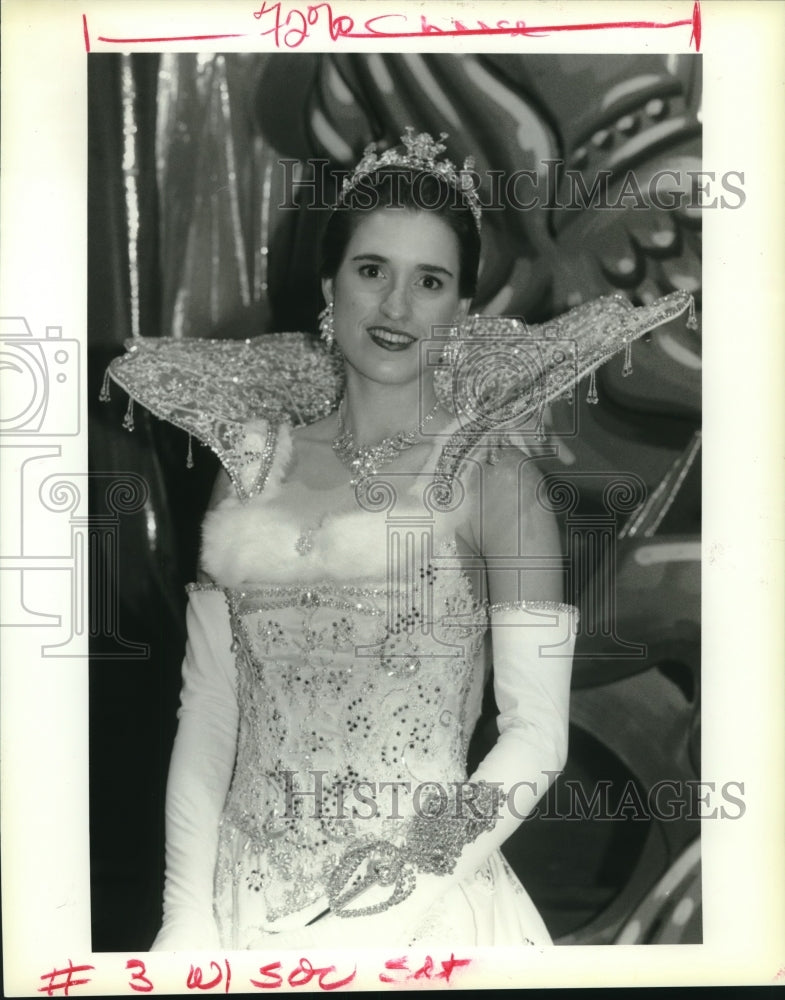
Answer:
[
  {"left": 469, "top": 602, "right": 575, "bottom": 825},
  {"left": 293, "top": 602, "right": 576, "bottom": 947},
  {"left": 150, "top": 588, "right": 238, "bottom": 951}
]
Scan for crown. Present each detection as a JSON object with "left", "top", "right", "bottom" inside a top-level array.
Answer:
[{"left": 338, "top": 127, "right": 482, "bottom": 232}]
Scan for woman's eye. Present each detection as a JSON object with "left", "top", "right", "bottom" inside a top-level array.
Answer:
[
  {"left": 419, "top": 274, "right": 443, "bottom": 290},
  {"left": 358, "top": 264, "right": 383, "bottom": 279}
]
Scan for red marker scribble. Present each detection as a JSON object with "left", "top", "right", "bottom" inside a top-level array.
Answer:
[
  {"left": 378, "top": 953, "right": 471, "bottom": 984},
  {"left": 250, "top": 961, "right": 284, "bottom": 990},
  {"left": 126, "top": 958, "right": 154, "bottom": 993},
  {"left": 248, "top": 958, "right": 356, "bottom": 991},
  {"left": 82, "top": 13, "right": 90, "bottom": 53},
  {"left": 413, "top": 955, "right": 434, "bottom": 980},
  {"left": 95, "top": 30, "right": 249, "bottom": 43},
  {"left": 87, "top": 1, "right": 701, "bottom": 52},
  {"left": 286, "top": 957, "right": 357, "bottom": 991},
  {"left": 689, "top": 1, "right": 701, "bottom": 51},
  {"left": 187, "top": 959, "right": 232, "bottom": 992},
  {"left": 38, "top": 960, "right": 95, "bottom": 997},
  {"left": 436, "top": 953, "right": 472, "bottom": 982},
  {"left": 379, "top": 956, "right": 410, "bottom": 984}
]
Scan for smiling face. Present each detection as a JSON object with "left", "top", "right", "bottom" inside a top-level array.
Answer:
[{"left": 322, "top": 208, "right": 471, "bottom": 389}]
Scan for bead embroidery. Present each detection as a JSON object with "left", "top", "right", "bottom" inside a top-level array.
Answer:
[
  {"left": 213, "top": 544, "right": 489, "bottom": 926},
  {"left": 249, "top": 422, "right": 280, "bottom": 497},
  {"left": 201, "top": 404, "right": 579, "bottom": 935},
  {"left": 489, "top": 599, "right": 580, "bottom": 619},
  {"left": 295, "top": 529, "right": 314, "bottom": 555},
  {"left": 104, "top": 294, "right": 693, "bottom": 500},
  {"left": 102, "top": 256, "right": 697, "bottom": 947},
  {"left": 325, "top": 782, "right": 503, "bottom": 918}
]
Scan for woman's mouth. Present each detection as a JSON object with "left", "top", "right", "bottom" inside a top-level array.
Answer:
[{"left": 367, "top": 326, "right": 416, "bottom": 351}]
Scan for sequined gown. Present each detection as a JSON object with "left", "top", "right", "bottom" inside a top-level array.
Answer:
[
  {"left": 183, "top": 418, "right": 560, "bottom": 950},
  {"left": 105, "top": 298, "right": 692, "bottom": 953}
]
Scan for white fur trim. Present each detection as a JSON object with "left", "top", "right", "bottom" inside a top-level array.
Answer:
[
  {"left": 201, "top": 503, "right": 393, "bottom": 587},
  {"left": 201, "top": 418, "right": 465, "bottom": 588}
]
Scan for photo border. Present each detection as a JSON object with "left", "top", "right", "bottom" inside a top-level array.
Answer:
[{"left": 2, "top": 1, "right": 784, "bottom": 994}]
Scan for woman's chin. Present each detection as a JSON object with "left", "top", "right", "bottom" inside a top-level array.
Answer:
[{"left": 341, "top": 350, "right": 423, "bottom": 388}]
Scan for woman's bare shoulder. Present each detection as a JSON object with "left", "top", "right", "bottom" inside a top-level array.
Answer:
[
  {"left": 475, "top": 446, "right": 562, "bottom": 604},
  {"left": 291, "top": 410, "right": 339, "bottom": 445},
  {"left": 457, "top": 444, "right": 560, "bottom": 557}
]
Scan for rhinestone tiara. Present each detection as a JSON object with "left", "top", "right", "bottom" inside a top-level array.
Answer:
[{"left": 337, "top": 126, "right": 482, "bottom": 232}]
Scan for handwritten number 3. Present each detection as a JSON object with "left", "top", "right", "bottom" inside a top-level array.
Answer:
[{"left": 126, "top": 959, "right": 154, "bottom": 993}]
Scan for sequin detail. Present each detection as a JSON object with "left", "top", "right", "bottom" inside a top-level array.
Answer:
[
  {"left": 325, "top": 782, "right": 503, "bottom": 919},
  {"left": 250, "top": 422, "right": 279, "bottom": 498},
  {"left": 213, "top": 554, "right": 488, "bottom": 933},
  {"left": 185, "top": 581, "right": 222, "bottom": 593},
  {"left": 193, "top": 385, "right": 586, "bottom": 944},
  {"left": 432, "top": 292, "right": 694, "bottom": 493},
  {"left": 105, "top": 333, "right": 342, "bottom": 499},
  {"left": 489, "top": 600, "right": 580, "bottom": 619},
  {"left": 104, "top": 293, "right": 692, "bottom": 499}
]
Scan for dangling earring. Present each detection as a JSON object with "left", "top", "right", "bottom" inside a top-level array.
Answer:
[
  {"left": 319, "top": 301, "right": 335, "bottom": 349},
  {"left": 442, "top": 324, "right": 460, "bottom": 366}
]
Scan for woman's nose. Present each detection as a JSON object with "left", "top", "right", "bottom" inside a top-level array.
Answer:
[{"left": 379, "top": 280, "right": 409, "bottom": 320}]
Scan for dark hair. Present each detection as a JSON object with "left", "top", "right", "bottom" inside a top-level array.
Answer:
[{"left": 319, "top": 167, "right": 481, "bottom": 299}]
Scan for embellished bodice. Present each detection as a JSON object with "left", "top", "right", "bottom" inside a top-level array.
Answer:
[{"left": 204, "top": 421, "right": 492, "bottom": 928}]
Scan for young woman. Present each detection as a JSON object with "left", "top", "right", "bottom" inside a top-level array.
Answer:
[{"left": 107, "top": 129, "right": 692, "bottom": 951}]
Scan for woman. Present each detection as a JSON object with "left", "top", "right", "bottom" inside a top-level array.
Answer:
[{"left": 106, "top": 129, "right": 693, "bottom": 951}]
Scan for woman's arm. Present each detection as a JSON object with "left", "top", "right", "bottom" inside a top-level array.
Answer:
[
  {"left": 467, "top": 443, "right": 572, "bottom": 802},
  {"left": 151, "top": 472, "right": 239, "bottom": 950},
  {"left": 470, "top": 444, "right": 565, "bottom": 607}
]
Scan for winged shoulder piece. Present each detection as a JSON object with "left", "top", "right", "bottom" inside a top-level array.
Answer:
[
  {"left": 431, "top": 290, "right": 697, "bottom": 487},
  {"left": 103, "top": 332, "right": 344, "bottom": 497},
  {"left": 103, "top": 291, "right": 696, "bottom": 498}
]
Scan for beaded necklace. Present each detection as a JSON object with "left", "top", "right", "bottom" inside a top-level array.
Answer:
[{"left": 331, "top": 397, "right": 442, "bottom": 485}]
